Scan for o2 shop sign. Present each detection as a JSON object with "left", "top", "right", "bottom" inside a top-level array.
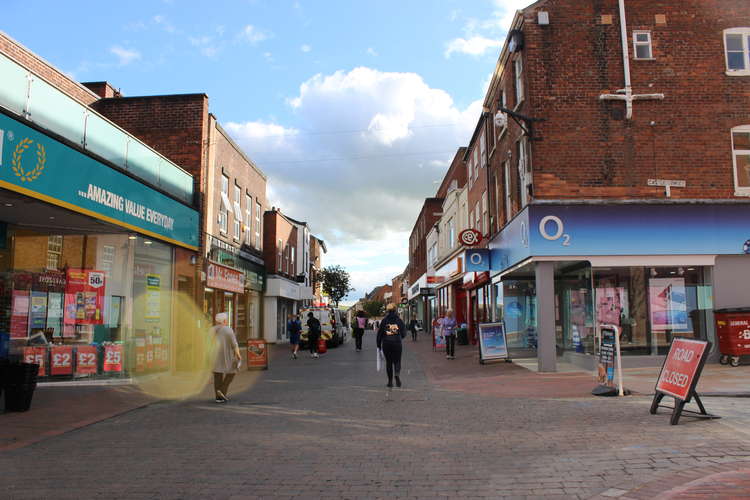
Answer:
[
  {"left": 655, "top": 338, "right": 708, "bottom": 401},
  {"left": 538, "top": 215, "right": 571, "bottom": 247}
]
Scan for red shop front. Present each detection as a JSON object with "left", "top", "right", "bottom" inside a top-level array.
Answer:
[{"left": 463, "top": 272, "right": 491, "bottom": 345}]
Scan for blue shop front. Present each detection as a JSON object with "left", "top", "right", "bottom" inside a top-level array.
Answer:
[{"left": 469, "top": 202, "right": 750, "bottom": 372}]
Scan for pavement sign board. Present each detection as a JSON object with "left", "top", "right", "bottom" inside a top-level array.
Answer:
[{"left": 477, "top": 322, "right": 510, "bottom": 364}]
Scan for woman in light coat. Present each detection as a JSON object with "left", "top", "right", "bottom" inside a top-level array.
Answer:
[{"left": 212, "top": 312, "right": 241, "bottom": 403}]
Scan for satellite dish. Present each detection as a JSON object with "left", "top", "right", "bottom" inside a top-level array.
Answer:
[{"left": 494, "top": 111, "right": 508, "bottom": 129}]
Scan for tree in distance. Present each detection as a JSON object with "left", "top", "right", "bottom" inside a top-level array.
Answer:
[
  {"left": 362, "top": 300, "right": 384, "bottom": 318},
  {"left": 321, "top": 265, "right": 354, "bottom": 307}
]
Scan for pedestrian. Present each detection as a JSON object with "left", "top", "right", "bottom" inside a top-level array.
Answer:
[
  {"left": 408, "top": 318, "right": 418, "bottom": 341},
  {"left": 354, "top": 310, "right": 367, "bottom": 351},
  {"left": 376, "top": 303, "right": 406, "bottom": 388},
  {"left": 307, "top": 311, "right": 321, "bottom": 358},
  {"left": 442, "top": 309, "right": 457, "bottom": 360},
  {"left": 287, "top": 313, "right": 302, "bottom": 359},
  {"left": 212, "top": 312, "right": 241, "bottom": 403}
]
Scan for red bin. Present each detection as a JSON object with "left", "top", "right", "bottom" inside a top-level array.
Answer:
[
  {"left": 317, "top": 337, "right": 327, "bottom": 354},
  {"left": 714, "top": 308, "right": 750, "bottom": 367}
]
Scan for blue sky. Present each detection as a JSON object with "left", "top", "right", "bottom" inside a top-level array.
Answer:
[{"left": 2, "top": 0, "right": 526, "bottom": 303}]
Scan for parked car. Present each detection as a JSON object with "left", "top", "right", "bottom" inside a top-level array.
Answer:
[{"left": 300, "top": 307, "right": 349, "bottom": 348}]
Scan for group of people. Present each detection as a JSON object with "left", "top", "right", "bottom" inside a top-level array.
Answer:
[{"left": 208, "top": 304, "right": 462, "bottom": 402}]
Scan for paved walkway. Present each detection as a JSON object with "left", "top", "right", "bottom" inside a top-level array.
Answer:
[{"left": 1, "top": 331, "right": 749, "bottom": 499}]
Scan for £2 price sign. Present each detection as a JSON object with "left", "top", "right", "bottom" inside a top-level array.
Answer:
[
  {"left": 76, "top": 345, "right": 98, "bottom": 375},
  {"left": 103, "top": 344, "right": 123, "bottom": 372},
  {"left": 50, "top": 345, "right": 74, "bottom": 375},
  {"left": 656, "top": 338, "right": 707, "bottom": 401}
]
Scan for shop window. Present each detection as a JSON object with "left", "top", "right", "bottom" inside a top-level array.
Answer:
[
  {"left": 633, "top": 31, "right": 653, "bottom": 59},
  {"left": 101, "top": 245, "right": 115, "bottom": 277},
  {"left": 514, "top": 57, "right": 524, "bottom": 107},
  {"left": 732, "top": 125, "right": 750, "bottom": 195},
  {"left": 503, "top": 279, "right": 537, "bottom": 351},
  {"left": 46, "top": 235, "right": 63, "bottom": 270},
  {"left": 724, "top": 28, "right": 750, "bottom": 75}
]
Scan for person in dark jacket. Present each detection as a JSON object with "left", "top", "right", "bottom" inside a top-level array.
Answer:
[
  {"left": 307, "top": 312, "right": 321, "bottom": 358},
  {"left": 408, "top": 318, "right": 418, "bottom": 341},
  {"left": 376, "top": 303, "right": 406, "bottom": 388}
]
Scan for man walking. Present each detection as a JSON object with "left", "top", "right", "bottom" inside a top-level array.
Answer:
[
  {"left": 307, "top": 312, "right": 321, "bottom": 358},
  {"left": 353, "top": 310, "right": 367, "bottom": 351}
]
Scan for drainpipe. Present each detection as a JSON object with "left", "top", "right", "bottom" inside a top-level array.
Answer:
[{"left": 618, "top": 0, "right": 634, "bottom": 120}]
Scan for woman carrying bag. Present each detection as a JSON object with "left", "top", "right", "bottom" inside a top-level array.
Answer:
[{"left": 376, "top": 303, "right": 406, "bottom": 388}]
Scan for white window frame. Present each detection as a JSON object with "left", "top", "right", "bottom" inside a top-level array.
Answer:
[
  {"left": 46, "top": 235, "right": 63, "bottom": 270},
  {"left": 481, "top": 191, "right": 488, "bottom": 236},
  {"left": 724, "top": 28, "right": 750, "bottom": 76},
  {"left": 467, "top": 152, "right": 474, "bottom": 189},
  {"left": 448, "top": 217, "right": 455, "bottom": 249},
  {"left": 632, "top": 31, "right": 653, "bottom": 60},
  {"left": 732, "top": 125, "right": 750, "bottom": 196},
  {"left": 101, "top": 244, "right": 116, "bottom": 276},
  {"left": 255, "top": 202, "right": 262, "bottom": 249},
  {"left": 518, "top": 139, "right": 529, "bottom": 207},
  {"left": 277, "top": 239, "right": 283, "bottom": 272},
  {"left": 480, "top": 129, "right": 486, "bottom": 167},
  {"left": 504, "top": 161, "right": 512, "bottom": 224},
  {"left": 474, "top": 148, "right": 479, "bottom": 180},
  {"left": 233, "top": 185, "right": 241, "bottom": 240},
  {"left": 474, "top": 204, "right": 481, "bottom": 234},
  {"left": 245, "top": 194, "right": 252, "bottom": 242},
  {"left": 514, "top": 57, "right": 524, "bottom": 108},
  {"left": 219, "top": 174, "right": 229, "bottom": 234}
]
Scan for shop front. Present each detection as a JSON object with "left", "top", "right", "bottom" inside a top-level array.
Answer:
[
  {"left": 485, "top": 203, "right": 750, "bottom": 371},
  {"left": 0, "top": 111, "right": 199, "bottom": 381},
  {"left": 433, "top": 254, "right": 466, "bottom": 327},
  {"left": 462, "top": 271, "right": 491, "bottom": 345}
]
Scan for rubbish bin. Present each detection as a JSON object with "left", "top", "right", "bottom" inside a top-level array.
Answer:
[
  {"left": 457, "top": 327, "right": 469, "bottom": 346},
  {"left": 4, "top": 362, "right": 39, "bottom": 412},
  {"left": 714, "top": 307, "right": 750, "bottom": 367}
]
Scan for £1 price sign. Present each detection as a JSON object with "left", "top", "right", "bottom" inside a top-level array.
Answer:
[
  {"left": 103, "top": 344, "right": 123, "bottom": 372},
  {"left": 76, "top": 345, "right": 98, "bottom": 375},
  {"left": 50, "top": 345, "right": 74, "bottom": 376},
  {"left": 656, "top": 338, "right": 708, "bottom": 401},
  {"left": 23, "top": 346, "right": 47, "bottom": 376}
]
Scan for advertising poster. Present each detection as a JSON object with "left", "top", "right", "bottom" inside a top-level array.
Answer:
[
  {"left": 433, "top": 321, "right": 446, "bottom": 350},
  {"left": 247, "top": 340, "right": 267, "bottom": 369},
  {"left": 595, "top": 283, "right": 626, "bottom": 327},
  {"left": 64, "top": 269, "right": 106, "bottom": 325},
  {"left": 146, "top": 341, "right": 155, "bottom": 370},
  {"left": 649, "top": 278, "right": 688, "bottom": 331},
  {"left": 655, "top": 338, "right": 708, "bottom": 400},
  {"left": 75, "top": 345, "right": 98, "bottom": 375},
  {"left": 103, "top": 344, "right": 124, "bottom": 372},
  {"left": 50, "top": 345, "right": 74, "bottom": 376},
  {"left": 23, "top": 346, "right": 47, "bottom": 376},
  {"left": 145, "top": 274, "right": 161, "bottom": 322},
  {"left": 478, "top": 322, "right": 509, "bottom": 361},
  {"left": 10, "top": 290, "right": 30, "bottom": 338},
  {"left": 135, "top": 338, "right": 145, "bottom": 372},
  {"left": 29, "top": 291, "right": 48, "bottom": 330},
  {"left": 47, "top": 292, "right": 63, "bottom": 337},
  {"left": 597, "top": 329, "right": 616, "bottom": 387}
]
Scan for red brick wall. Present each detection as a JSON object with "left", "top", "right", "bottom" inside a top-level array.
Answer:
[
  {"left": 407, "top": 198, "right": 443, "bottom": 284},
  {"left": 0, "top": 32, "right": 99, "bottom": 106},
  {"left": 263, "top": 211, "right": 296, "bottom": 277},
  {"left": 435, "top": 147, "right": 468, "bottom": 198},
  {"left": 513, "top": 0, "right": 750, "bottom": 201}
]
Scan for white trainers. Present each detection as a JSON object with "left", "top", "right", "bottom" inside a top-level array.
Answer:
[{"left": 313, "top": 353, "right": 319, "bottom": 358}]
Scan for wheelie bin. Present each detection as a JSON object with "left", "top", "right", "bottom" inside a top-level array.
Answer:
[{"left": 714, "top": 307, "right": 750, "bottom": 367}]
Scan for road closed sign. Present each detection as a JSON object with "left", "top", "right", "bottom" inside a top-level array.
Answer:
[{"left": 655, "top": 338, "right": 708, "bottom": 400}]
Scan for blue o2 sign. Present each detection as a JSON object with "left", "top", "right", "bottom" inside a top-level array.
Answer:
[
  {"left": 464, "top": 249, "right": 490, "bottom": 272},
  {"left": 538, "top": 215, "right": 571, "bottom": 246}
]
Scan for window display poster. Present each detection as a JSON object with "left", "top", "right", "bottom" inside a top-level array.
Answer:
[
  {"left": 145, "top": 274, "right": 161, "bottom": 322},
  {"left": 75, "top": 345, "right": 98, "bottom": 375},
  {"left": 64, "top": 269, "right": 105, "bottom": 325},
  {"left": 10, "top": 290, "right": 30, "bottom": 338},
  {"left": 649, "top": 278, "right": 688, "bottom": 331},
  {"left": 103, "top": 344, "right": 123, "bottom": 372},
  {"left": 596, "top": 284, "right": 626, "bottom": 326},
  {"left": 597, "top": 330, "right": 616, "bottom": 387},
  {"left": 478, "top": 322, "right": 509, "bottom": 361},
  {"left": 433, "top": 319, "right": 445, "bottom": 350},
  {"left": 47, "top": 292, "right": 63, "bottom": 337},
  {"left": 23, "top": 346, "right": 47, "bottom": 376},
  {"left": 29, "top": 291, "right": 48, "bottom": 330},
  {"left": 50, "top": 345, "right": 73, "bottom": 376}
]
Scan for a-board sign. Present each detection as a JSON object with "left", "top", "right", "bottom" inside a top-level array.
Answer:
[
  {"left": 477, "top": 322, "right": 509, "bottom": 363},
  {"left": 655, "top": 338, "right": 707, "bottom": 400},
  {"left": 247, "top": 340, "right": 268, "bottom": 370}
]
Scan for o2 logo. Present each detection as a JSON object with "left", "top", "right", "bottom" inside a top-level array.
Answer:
[
  {"left": 539, "top": 215, "right": 571, "bottom": 246},
  {"left": 468, "top": 251, "right": 484, "bottom": 267}
]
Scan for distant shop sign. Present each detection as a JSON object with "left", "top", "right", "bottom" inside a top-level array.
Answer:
[{"left": 206, "top": 261, "right": 245, "bottom": 293}]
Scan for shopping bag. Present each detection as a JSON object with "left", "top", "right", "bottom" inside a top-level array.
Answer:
[{"left": 376, "top": 348, "right": 382, "bottom": 372}]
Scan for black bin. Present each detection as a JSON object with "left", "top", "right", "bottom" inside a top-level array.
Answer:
[{"left": 4, "top": 362, "right": 39, "bottom": 412}]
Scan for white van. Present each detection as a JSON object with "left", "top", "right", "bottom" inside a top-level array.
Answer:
[{"left": 300, "top": 307, "right": 348, "bottom": 347}]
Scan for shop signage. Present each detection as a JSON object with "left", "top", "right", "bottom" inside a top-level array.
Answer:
[
  {"left": 33, "top": 271, "right": 66, "bottom": 290},
  {"left": 426, "top": 276, "right": 445, "bottom": 284},
  {"left": 419, "top": 288, "right": 434, "bottom": 296},
  {"left": 64, "top": 269, "right": 105, "bottom": 325},
  {"left": 10, "top": 290, "right": 29, "bottom": 338},
  {"left": 459, "top": 228, "right": 483, "bottom": 246},
  {"left": 478, "top": 322, "right": 510, "bottom": 363},
  {"left": 465, "top": 249, "right": 491, "bottom": 272},
  {"left": 23, "top": 346, "right": 47, "bottom": 376},
  {"left": 50, "top": 345, "right": 73, "bottom": 375},
  {"left": 206, "top": 261, "right": 245, "bottom": 294},
  {"left": 75, "top": 345, "right": 98, "bottom": 375},
  {"left": 103, "top": 344, "right": 124, "bottom": 372},
  {"left": 0, "top": 114, "right": 199, "bottom": 250},
  {"left": 650, "top": 337, "right": 718, "bottom": 425},
  {"left": 247, "top": 340, "right": 268, "bottom": 370}
]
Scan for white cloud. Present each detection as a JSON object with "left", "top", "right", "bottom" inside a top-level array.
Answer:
[
  {"left": 225, "top": 67, "right": 482, "bottom": 301},
  {"left": 301, "top": 44, "right": 312, "bottom": 53},
  {"left": 240, "top": 24, "right": 269, "bottom": 44},
  {"left": 110, "top": 46, "right": 141, "bottom": 66},
  {"left": 153, "top": 14, "right": 176, "bottom": 33},
  {"left": 189, "top": 35, "right": 221, "bottom": 57},
  {"left": 444, "top": 35, "right": 502, "bottom": 58},
  {"left": 366, "top": 47, "right": 378, "bottom": 57}
]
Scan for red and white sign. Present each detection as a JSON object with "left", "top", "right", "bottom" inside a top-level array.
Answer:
[
  {"left": 459, "top": 228, "right": 483, "bottom": 247},
  {"left": 103, "top": 344, "right": 124, "bottom": 372},
  {"left": 656, "top": 338, "right": 707, "bottom": 400},
  {"left": 23, "top": 346, "right": 47, "bottom": 376},
  {"left": 426, "top": 276, "right": 445, "bottom": 284},
  {"left": 63, "top": 269, "right": 106, "bottom": 325},
  {"left": 206, "top": 262, "right": 245, "bottom": 293},
  {"left": 50, "top": 345, "right": 74, "bottom": 376},
  {"left": 10, "top": 290, "right": 30, "bottom": 339},
  {"left": 135, "top": 338, "right": 145, "bottom": 373},
  {"left": 76, "top": 345, "right": 98, "bottom": 375},
  {"left": 247, "top": 340, "right": 268, "bottom": 369}
]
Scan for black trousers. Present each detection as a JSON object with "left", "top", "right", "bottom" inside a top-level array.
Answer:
[
  {"left": 213, "top": 372, "right": 235, "bottom": 397},
  {"left": 382, "top": 342, "right": 402, "bottom": 382},
  {"left": 445, "top": 334, "right": 456, "bottom": 357},
  {"left": 309, "top": 334, "right": 320, "bottom": 354},
  {"left": 353, "top": 328, "right": 363, "bottom": 350}
]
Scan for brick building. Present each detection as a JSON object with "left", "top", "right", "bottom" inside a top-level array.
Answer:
[
  {"left": 473, "top": 0, "right": 750, "bottom": 371},
  {"left": 89, "top": 91, "right": 268, "bottom": 345},
  {"left": 309, "top": 236, "right": 327, "bottom": 307}
]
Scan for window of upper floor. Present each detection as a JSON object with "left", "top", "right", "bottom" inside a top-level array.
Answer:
[
  {"left": 725, "top": 28, "right": 750, "bottom": 76},
  {"left": 514, "top": 57, "right": 524, "bottom": 108},
  {"left": 245, "top": 194, "right": 253, "bottom": 243},
  {"left": 732, "top": 125, "right": 750, "bottom": 195},
  {"left": 633, "top": 31, "right": 653, "bottom": 60}
]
